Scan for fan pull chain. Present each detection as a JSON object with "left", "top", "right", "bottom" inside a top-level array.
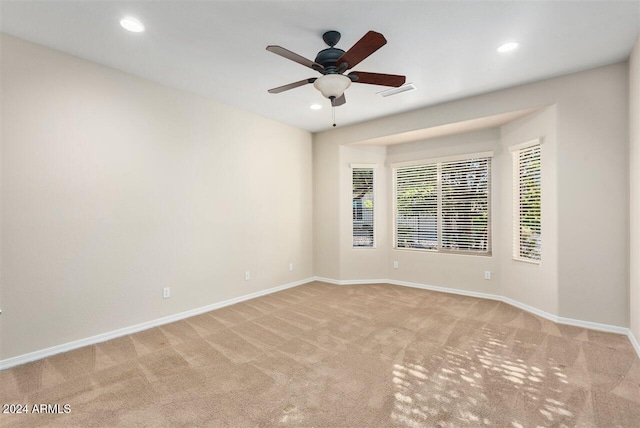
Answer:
[{"left": 332, "top": 105, "right": 336, "bottom": 127}]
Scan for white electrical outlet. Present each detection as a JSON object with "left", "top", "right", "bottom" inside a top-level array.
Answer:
[
  {"left": 289, "top": 263, "right": 294, "bottom": 271},
  {"left": 484, "top": 271, "right": 491, "bottom": 280},
  {"left": 163, "top": 287, "right": 171, "bottom": 299},
  {"left": 393, "top": 261, "right": 399, "bottom": 269},
  {"left": 245, "top": 271, "right": 251, "bottom": 281}
]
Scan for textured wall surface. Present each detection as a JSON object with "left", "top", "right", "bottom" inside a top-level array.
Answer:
[
  {"left": 630, "top": 35, "right": 640, "bottom": 341},
  {"left": 0, "top": 35, "right": 313, "bottom": 359},
  {"left": 314, "top": 62, "right": 629, "bottom": 327}
]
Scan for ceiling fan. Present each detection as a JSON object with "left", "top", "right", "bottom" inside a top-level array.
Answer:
[{"left": 266, "top": 30, "right": 406, "bottom": 107}]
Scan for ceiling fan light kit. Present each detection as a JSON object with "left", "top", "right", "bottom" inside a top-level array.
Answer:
[
  {"left": 313, "top": 74, "right": 352, "bottom": 99},
  {"left": 266, "top": 30, "right": 406, "bottom": 112}
]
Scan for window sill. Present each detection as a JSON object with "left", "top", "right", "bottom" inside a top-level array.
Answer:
[
  {"left": 512, "top": 257, "right": 541, "bottom": 265},
  {"left": 393, "top": 247, "right": 492, "bottom": 257}
]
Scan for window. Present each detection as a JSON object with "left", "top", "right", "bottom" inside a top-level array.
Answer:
[
  {"left": 352, "top": 167, "right": 374, "bottom": 248},
  {"left": 441, "top": 158, "right": 491, "bottom": 253},
  {"left": 512, "top": 141, "right": 541, "bottom": 262},
  {"left": 394, "top": 153, "right": 492, "bottom": 255},
  {"left": 395, "top": 164, "right": 438, "bottom": 250}
]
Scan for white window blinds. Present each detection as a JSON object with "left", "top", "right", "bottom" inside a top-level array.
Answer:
[
  {"left": 512, "top": 143, "right": 541, "bottom": 262},
  {"left": 395, "top": 164, "right": 438, "bottom": 250},
  {"left": 394, "top": 154, "right": 491, "bottom": 254},
  {"left": 352, "top": 168, "right": 374, "bottom": 248},
  {"left": 441, "top": 158, "right": 491, "bottom": 253}
]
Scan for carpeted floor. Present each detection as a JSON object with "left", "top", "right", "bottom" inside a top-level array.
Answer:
[{"left": 1, "top": 281, "right": 639, "bottom": 427}]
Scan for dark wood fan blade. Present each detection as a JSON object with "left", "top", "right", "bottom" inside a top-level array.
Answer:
[
  {"left": 336, "top": 31, "right": 387, "bottom": 69},
  {"left": 268, "top": 78, "right": 316, "bottom": 94},
  {"left": 349, "top": 71, "right": 405, "bottom": 87},
  {"left": 266, "top": 46, "right": 323, "bottom": 70},
  {"left": 332, "top": 94, "right": 346, "bottom": 107}
]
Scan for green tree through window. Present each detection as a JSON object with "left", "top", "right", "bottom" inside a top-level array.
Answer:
[
  {"left": 394, "top": 156, "right": 491, "bottom": 254},
  {"left": 353, "top": 168, "right": 374, "bottom": 247},
  {"left": 513, "top": 144, "right": 541, "bottom": 262}
]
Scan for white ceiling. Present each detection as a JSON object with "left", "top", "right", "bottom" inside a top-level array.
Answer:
[{"left": 1, "top": 1, "right": 638, "bottom": 133}]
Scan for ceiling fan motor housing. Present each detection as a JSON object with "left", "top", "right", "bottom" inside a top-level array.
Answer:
[{"left": 314, "top": 47, "right": 346, "bottom": 72}]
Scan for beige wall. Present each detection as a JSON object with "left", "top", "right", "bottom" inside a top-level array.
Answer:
[
  {"left": 1, "top": 33, "right": 634, "bottom": 362},
  {"left": 338, "top": 113, "right": 559, "bottom": 316},
  {"left": 338, "top": 145, "right": 388, "bottom": 280},
  {"left": 312, "top": 138, "right": 340, "bottom": 279},
  {"left": 555, "top": 65, "right": 628, "bottom": 326},
  {"left": 386, "top": 129, "right": 502, "bottom": 295},
  {"left": 631, "top": 35, "right": 640, "bottom": 341},
  {"left": 0, "top": 35, "right": 313, "bottom": 360},
  {"left": 500, "top": 107, "right": 558, "bottom": 315},
  {"left": 314, "top": 62, "right": 629, "bottom": 327}
]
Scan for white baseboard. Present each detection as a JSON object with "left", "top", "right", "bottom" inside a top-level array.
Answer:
[
  {"left": 314, "top": 277, "right": 387, "bottom": 286},
  {"left": 316, "top": 277, "right": 637, "bottom": 355},
  {"left": 392, "top": 278, "right": 630, "bottom": 335},
  {"left": 395, "top": 279, "right": 631, "bottom": 335},
  {"left": 4, "top": 276, "right": 638, "bottom": 369},
  {"left": 629, "top": 330, "right": 640, "bottom": 358},
  {"left": 388, "top": 279, "right": 503, "bottom": 301},
  {"left": 503, "top": 295, "right": 629, "bottom": 335},
  {"left": 0, "top": 277, "right": 316, "bottom": 370},
  {"left": 554, "top": 314, "right": 630, "bottom": 335}
]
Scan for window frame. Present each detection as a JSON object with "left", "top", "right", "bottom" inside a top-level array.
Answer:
[
  {"left": 510, "top": 139, "right": 543, "bottom": 264},
  {"left": 392, "top": 151, "right": 493, "bottom": 256},
  {"left": 351, "top": 164, "right": 377, "bottom": 249}
]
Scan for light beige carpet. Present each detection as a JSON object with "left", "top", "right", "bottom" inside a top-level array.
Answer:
[{"left": 1, "top": 282, "right": 639, "bottom": 427}]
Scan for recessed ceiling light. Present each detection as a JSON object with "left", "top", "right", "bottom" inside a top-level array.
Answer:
[
  {"left": 310, "top": 104, "right": 322, "bottom": 110},
  {"left": 497, "top": 42, "right": 519, "bottom": 53},
  {"left": 120, "top": 17, "right": 145, "bottom": 33}
]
